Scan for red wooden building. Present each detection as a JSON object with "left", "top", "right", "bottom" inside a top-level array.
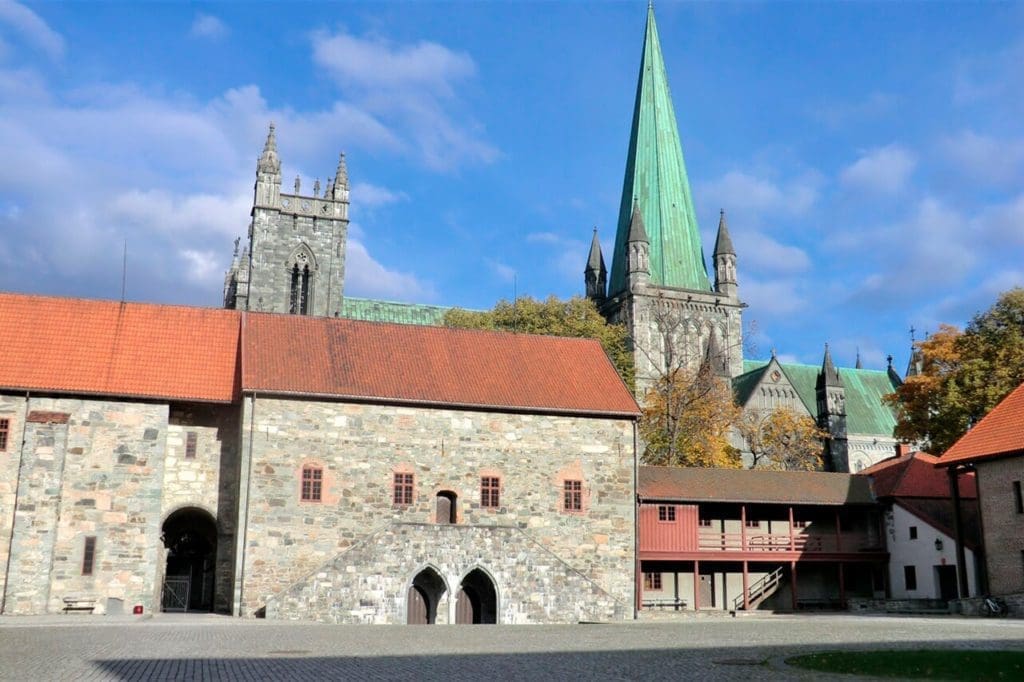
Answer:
[{"left": 638, "top": 466, "right": 888, "bottom": 611}]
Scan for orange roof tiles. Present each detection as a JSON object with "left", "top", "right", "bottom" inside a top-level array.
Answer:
[
  {"left": 639, "top": 465, "right": 876, "bottom": 506},
  {"left": 242, "top": 312, "right": 640, "bottom": 417},
  {"left": 0, "top": 292, "right": 240, "bottom": 402},
  {"left": 940, "top": 381, "right": 1024, "bottom": 465},
  {"left": 861, "top": 451, "right": 976, "bottom": 499}
]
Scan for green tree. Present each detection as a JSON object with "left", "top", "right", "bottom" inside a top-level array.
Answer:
[
  {"left": 887, "top": 288, "right": 1024, "bottom": 453},
  {"left": 443, "top": 295, "right": 635, "bottom": 391},
  {"left": 639, "top": 365, "right": 742, "bottom": 468},
  {"left": 739, "top": 407, "right": 827, "bottom": 471}
]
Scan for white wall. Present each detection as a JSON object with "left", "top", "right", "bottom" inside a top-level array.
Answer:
[{"left": 885, "top": 504, "right": 978, "bottom": 599}]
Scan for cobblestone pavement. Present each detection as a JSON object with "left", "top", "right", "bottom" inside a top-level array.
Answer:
[{"left": 1, "top": 613, "right": 1022, "bottom": 680}]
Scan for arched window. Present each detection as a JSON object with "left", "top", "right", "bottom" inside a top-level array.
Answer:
[{"left": 286, "top": 246, "right": 316, "bottom": 315}]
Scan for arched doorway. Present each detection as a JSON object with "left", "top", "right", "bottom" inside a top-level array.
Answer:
[
  {"left": 408, "top": 567, "right": 447, "bottom": 624},
  {"left": 436, "top": 491, "right": 457, "bottom": 524},
  {"left": 160, "top": 507, "right": 217, "bottom": 613},
  {"left": 455, "top": 568, "right": 497, "bottom": 624}
]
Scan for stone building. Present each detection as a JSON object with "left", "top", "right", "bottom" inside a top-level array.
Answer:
[
  {"left": 0, "top": 292, "right": 639, "bottom": 622},
  {"left": 585, "top": 6, "right": 902, "bottom": 471}
]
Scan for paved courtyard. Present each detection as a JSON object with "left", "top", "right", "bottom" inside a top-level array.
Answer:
[{"left": 0, "top": 613, "right": 1022, "bottom": 680}]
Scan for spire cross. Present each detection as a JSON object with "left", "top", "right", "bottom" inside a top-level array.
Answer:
[{"left": 909, "top": 325, "right": 916, "bottom": 342}]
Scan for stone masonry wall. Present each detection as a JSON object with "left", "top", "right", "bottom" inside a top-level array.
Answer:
[
  {"left": 0, "top": 394, "right": 27, "bottom": 609},
  {"left": 236, "top": 397, "right": 636, "bottom": 621},
  {"left": 977, "top": 457, "right": 1024, "bottom": 595},
  {"left": 266, "top": 523, "right": 627, "bottom": 624},
  {"left": 0, "top": 396, "right": 169, "bottom": 615},
  {"left": 163, "top": 403, "right": 240, "bottom": 613}
]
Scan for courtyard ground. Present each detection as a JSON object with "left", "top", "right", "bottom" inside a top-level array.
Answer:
[{"left": 0, "top": 612, "right": 1021, "bottom": 680}]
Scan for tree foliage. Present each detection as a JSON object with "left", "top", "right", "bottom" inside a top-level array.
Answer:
[
  {"left": 640, "top": 366, "right": 742, "bottom": 469},
  {"left": 886, "top": 288, "right": 1024, "bottom": 454},
  {"left": 443, "top": 295, "right": 635, "bottom": 391},
  {"left": 739, "top": 407, "right": 827, "bottom": 471}
]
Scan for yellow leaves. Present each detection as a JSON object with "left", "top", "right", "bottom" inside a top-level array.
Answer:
[{"left": 739, "top": 407, "right": 826, "bottom": 471}]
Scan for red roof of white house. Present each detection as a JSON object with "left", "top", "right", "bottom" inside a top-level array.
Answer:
[{"left": 861, "top": 451, "right": 976, "bottom": 498}]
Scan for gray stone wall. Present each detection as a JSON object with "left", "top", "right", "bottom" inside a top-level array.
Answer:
[
  {"left": 0, "top": 396, "right": 169, "bottom": 615},
  {"left": 266, "top": 523, "right": 628, "bottom": 624},
  {"left": 246, "top": 191, "right": 348, "bottom": 317},
  {"left": 977, "top": 457, "right": 1024, "bottom": 595},
  {"left": 162, "top": 403, "right": 241, "bottom": 614},
  {"left": 235, "top": 397, "right": 636, "bottom": 621},
  {"left": 0, "top": 395, "right": 27, "bottom": 609}
]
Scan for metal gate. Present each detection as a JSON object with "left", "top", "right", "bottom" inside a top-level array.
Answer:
[{"left": 162, "top": 577, "right": 190, "bottom": 612}]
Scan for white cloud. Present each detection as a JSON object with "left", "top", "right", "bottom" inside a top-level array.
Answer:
[
  {"left": 351, "top": 182, "right": 408, "bottom": 208},
  {"left": 737, "top": 231, "right": 810, "bottom": 275},
  {"left": 0, "top": 0, "right": 64, "bottom": 60},
  {"left": 487, "top": 260, "right": 516, "bottom": 283},
  {"left": 940, "top": 130, "right": 1024, "bottom": 186},
  {"left": 180, "top": 249, "right": 222, "bottom": 286},
  {"left": 699, "top": 170, "right": 820, "bottom": 228},
  {"left": 189, "top": 13, "right": 228, "bottom": 40},
  {"left": 344, "top": 240, "right": 436, "bottom": 302},
  {"left": 740, "top": 277, "right": 807, "bottom": 317},
  {"left": 839, "top": 144, "right": 916, "bottom": 196},
  {"left": 311, "top": 29, "right": 498, "bottom": 171}
]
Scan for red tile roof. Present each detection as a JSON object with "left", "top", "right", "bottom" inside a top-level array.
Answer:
[
  {"left": 0, "top": 292, "right": 240, "bottom": 402},
  {"left": 940, "top": 381, "right": 1024, "bottom": 465},
  {"left": 242, "top": 312, "right": 640, "bottom": 417},
  {"left": 639, "top": 465, "right": 876, "bottom": 506},
  {"left": 861, "top": 451, "right": 977, "bottom": 499}
]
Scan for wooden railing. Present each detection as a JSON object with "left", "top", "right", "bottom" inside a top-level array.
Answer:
[{"left": 696, "top": 531, "right": 880, "bottom": 553}]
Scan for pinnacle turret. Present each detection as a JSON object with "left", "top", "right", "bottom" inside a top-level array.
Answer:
[
  {"left": 701, "top": 332, "right": 730, "bottom": 378},
  {"left": 625, "top": 199, "right": 650, "bottom": 288},
  {"left": 713, "top": 209, "right": 735, "bottom": 256},
  {"left": 332, "top": 153, "right": 349, "bottom": 201},
  {"left": 817, "top": 343, "right": 843, "bottom": 389},
  {"left": 713, "top": 208, "right": 738, "bottom": 298},
  {"left": 257, "top": 122, "right": 281, "bottom": 175},
  {"left": 584, "top": 228, "right": 607, "bottom": 302},
  {"left": 626, "top": 199, "right": 648, "bottom": 244}
]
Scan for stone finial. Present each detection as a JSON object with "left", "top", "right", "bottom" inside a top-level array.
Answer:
[
  {"left": 313, "top": 179, "right": 321, "bottom": 198},
  {"left": 257, "top": 122, "right": 280, "bottom": 174},
  {"left": 336, "top": 153, "right": 348, "bottom": 187},
  {"left": 294, "top": 175, "right": 301, "bottom": 194},
  {"left": 233, "top": 236, "right": 240, "bottom": 257}
]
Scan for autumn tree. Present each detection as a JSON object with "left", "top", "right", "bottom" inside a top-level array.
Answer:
[
  {"left": 443, "top": 295, "right": 635, "bottom": 391},
  {"left": 640, "top": 364, "right": 742, "bottom": 468},
  {"left": 887, "top": 288, "right": 1024, "bottom": 453},
  {"left": 739, "top": 407, "right": 827, "bottom": 471}
]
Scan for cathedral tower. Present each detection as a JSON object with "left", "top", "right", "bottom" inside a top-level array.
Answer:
[
  {"left": 816, "top": 344, "right": 850, "bottom": 472},
  {"left": 586, "top": 6, "right": 744, "bottom": 393},
  {"left": 224, "top": 124, "right": 349, "bottom": 317}
]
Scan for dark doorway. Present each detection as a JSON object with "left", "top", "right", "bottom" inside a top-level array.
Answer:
[
  {"left": 455, "top": 568, "right": 497, "bottom": 624},
  {"left": 436, "top": 491, "right": 456, "bottom": 524},
  {"left": 161, "top": 508, "right": 217, "bottom": 613},
  {"left": 936, "top": 565, "right": 959, "bottom": 600},
  {"left": 408, "top": 567, "right": 447, "bottom": 624}
]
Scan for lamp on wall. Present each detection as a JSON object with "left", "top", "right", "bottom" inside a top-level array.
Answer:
[{"left": 934, "top": 538, "right": 944, "bottom": 551}]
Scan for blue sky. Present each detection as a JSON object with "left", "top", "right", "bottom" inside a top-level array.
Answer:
[{"left": 1, "top": 1, "right": 1022, "bottom": 373}]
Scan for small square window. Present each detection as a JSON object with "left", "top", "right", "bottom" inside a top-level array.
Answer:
[
  {"left": 698, "top": 518, "right": 712, "bottom": 528},
  {"left": 794, "top": 520, "right": 808, "bottom": 529},
  {"left": 563, "top": 480, "right": 582, "bottom": 512},
  {"left": 481, "top": 476, "right": 500, "bottom": 508},
  {"left": 0, "top": 418, "right": 9, "bottom": 451},
  {"left": 904, "top": 565, "right": 917, "bottom": 591},
  {"left": 393, "top": 473, "right": 414, "bottom": 506},
  {"left": 909, "top": 526, "right": 918, "bottom": 540},
  {"left": 657, "top": 505, "right": 676, "bottom": 522},
  {"left": 184, "top": 431, "right": 198, "bottom": 459},
  {"left": 1014, "top": 481, "right": 1023, "bottom": 514},
  {"left": 301, "top": 467, "right": 323, "bottom": 502},
  {"left": 643, "top": 572, "right": 662, "bottom": 590},
  {"left": 82, "top": 536, "right": 96, "bottom": 576},
  {"left": 745, "top": 519, "right": 760, "bottom": 528}
]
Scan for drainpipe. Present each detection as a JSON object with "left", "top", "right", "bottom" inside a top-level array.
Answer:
[{"left": 1, "top": 392, "right": 31, "bottom": 614}]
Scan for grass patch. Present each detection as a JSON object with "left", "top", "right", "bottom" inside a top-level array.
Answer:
[{"left": 786, "top": 650, "right": 1024, "bottom": 680}]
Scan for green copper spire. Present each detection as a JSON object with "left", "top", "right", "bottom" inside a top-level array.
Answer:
[{"left": 609, "top": 5, "right": 710, "bottom": 295}]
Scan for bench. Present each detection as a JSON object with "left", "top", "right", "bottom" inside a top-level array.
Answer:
[
  {"left": 62, "top": 596, "right": 97, "bottom": 614},
  {"left": 642, "top": 598, "right": 688, "bottom": 611}
]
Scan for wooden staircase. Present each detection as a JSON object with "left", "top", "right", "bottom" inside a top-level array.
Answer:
[{"left": 732, "top": 566, "right": 785, "bottom": 611}]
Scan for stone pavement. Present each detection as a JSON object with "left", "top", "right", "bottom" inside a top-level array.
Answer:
[{"left": 1, "top": 613, "right": 1022, "bottom": 680}]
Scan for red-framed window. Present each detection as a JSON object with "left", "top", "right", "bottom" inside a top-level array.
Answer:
[
  {"left": 0, "top": 418, "right": 9, "bottom": 452},
  {"left": 481, "top": 476, "right": 500, "bottom": 508},
  {"left": 563, "top": 480, "right": 583, "bottom": 512},
  {"left": 393, "top": 472, "right": 414, "bottom": 506},
  {"left": 82, "top": 536, "right": 96, "bottom": 576},
  {"left": 184, "top": 431, "right": 198, "bottom": 459},
  {"left": 643, "top": 572, "right": 662, "bottom": 590},
  {"left": 657, "top": 505, "right": 676, "bottom": 522},
  {"left": 301, "top": 466, "right": 323, "bottom": 502}
]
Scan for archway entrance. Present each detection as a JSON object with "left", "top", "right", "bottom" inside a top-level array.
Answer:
[
  {"left": 160, "top": 507, "right": 217, "bottom": 613},
  {"left": 408, "top": 567, "right": 447, "bottom": 624},
  {"left": 455, "top": 569, "right": 497, "bottom": 624}
]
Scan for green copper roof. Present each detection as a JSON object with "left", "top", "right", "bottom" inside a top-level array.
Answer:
[
  {"left": 609, "top": 6, "right": 710, "bottom": 296},
  {"left": 340, "top": 297, "right": 449, "bottom": 326},
  {"left": 739, "top": 360, "right": 900, "bottom": 437}
]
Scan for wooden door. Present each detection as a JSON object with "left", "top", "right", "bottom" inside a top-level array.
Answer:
[
  {"left": 455, "top": 588, "right": 475, "bottom": 624},
  {"left": 407, "top": 586, "right": 428, "bottom": 624},
  {"left": 699, "top": 573, "right": 714, "bottom": 609}
]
